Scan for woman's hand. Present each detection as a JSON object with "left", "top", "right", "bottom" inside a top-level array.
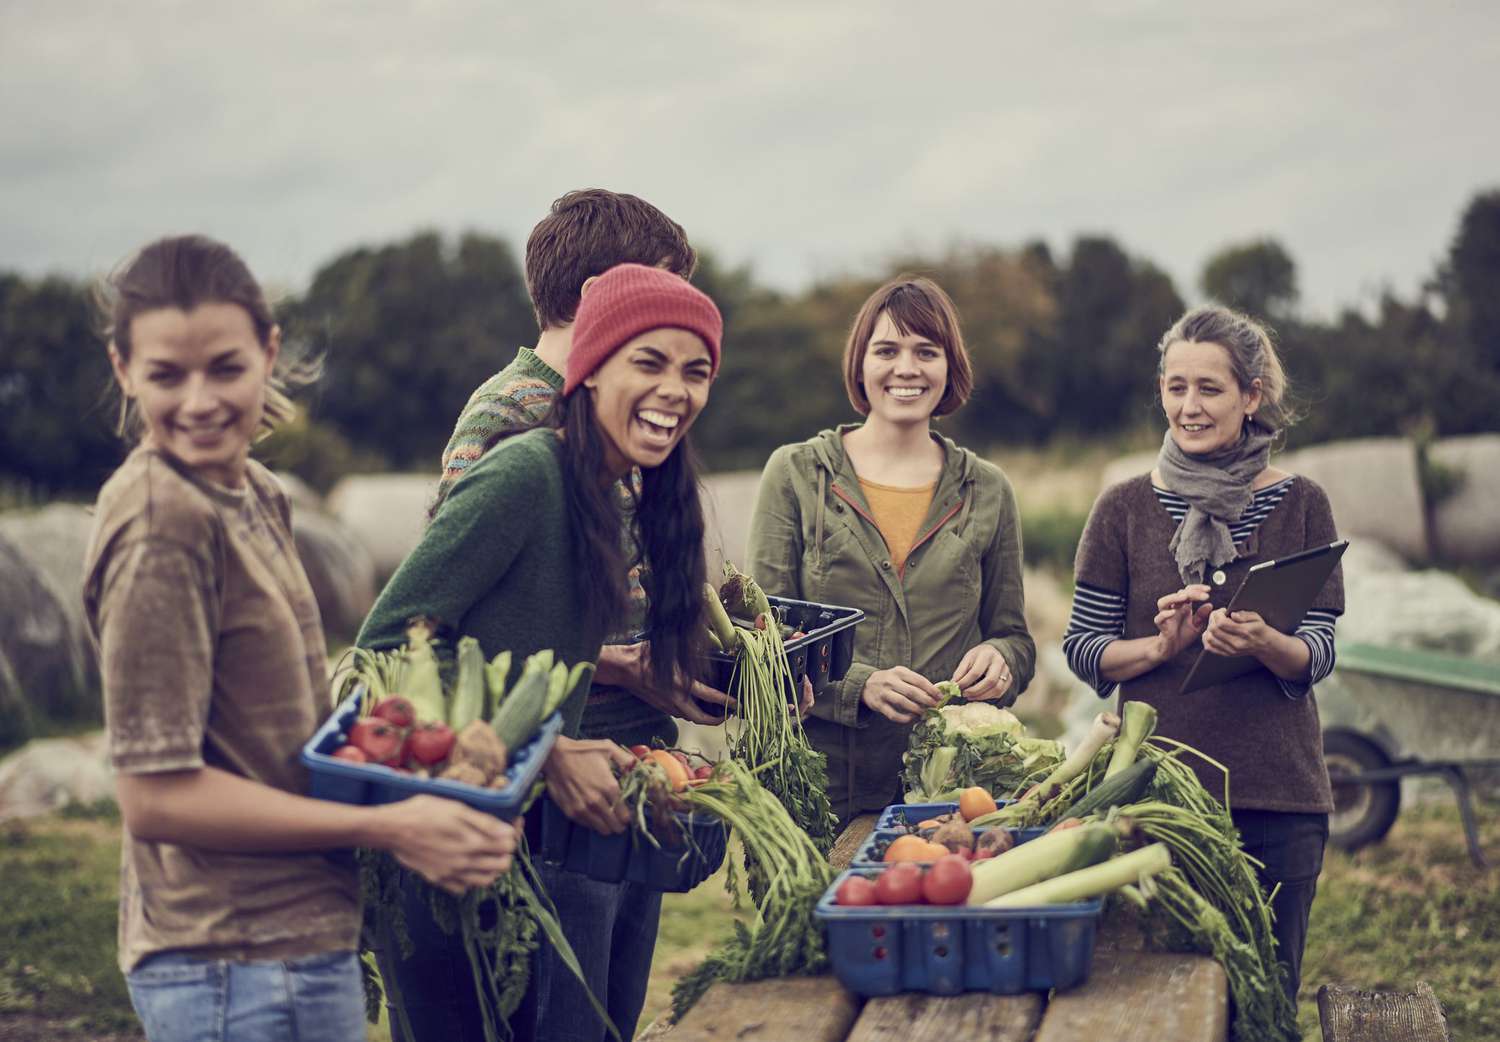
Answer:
[
  {"left": 377, "top": 795, "right": 519, "bottom": 895},
  {"left": 595, "top": 642, "right": 735, "bottom": 726},
  {"left": 951, "top": 644, "right": 1013, "bottom": 702},
  {"left": 795, "top": 674, "right": 815, "bottom": 718},
  {"left": 1152, "top": 584, "right": 1213, "bottom": 663},
  {"left": 861, "top": 667, "right": 942, "bottom": 724},
  {"left": 1202, "top": 608, "right": 1277, "bottom": 658},
  {"left": 541, "top": 736, "right": 635, "bottom": 835}
]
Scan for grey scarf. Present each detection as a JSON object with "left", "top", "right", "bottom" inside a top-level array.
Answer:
[{"left": 1158, "top": 418, "right": 1275, "bottom": 584}]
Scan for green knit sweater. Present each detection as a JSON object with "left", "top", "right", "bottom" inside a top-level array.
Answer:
[
  {"left": 427, "top": 347, "right": 677, "bottom": 749},
  {"left": 356, "top": 428, "right": 603, "bottom": 737}
]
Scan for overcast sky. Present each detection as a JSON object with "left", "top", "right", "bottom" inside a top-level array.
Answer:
[{"left": 3, "top": 1, "right": 1497, "bottom": 318}]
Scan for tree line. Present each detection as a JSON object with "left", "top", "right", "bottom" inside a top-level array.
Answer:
[{"left": 3, "top": 190, "right": 1498, "bottom": 497}]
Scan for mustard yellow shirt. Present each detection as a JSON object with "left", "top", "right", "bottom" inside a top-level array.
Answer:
[{"left": 858, "top": 477, "right": 937, "bottom": 574}]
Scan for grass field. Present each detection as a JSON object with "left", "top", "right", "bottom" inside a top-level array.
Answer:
[{"left": 2, "top": 799, "right": 1494, "bottom": 1041}]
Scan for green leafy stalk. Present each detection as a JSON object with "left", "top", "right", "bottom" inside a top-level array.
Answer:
[{"left": 670, "top": 760, "right": 836, "bottom": 1019}]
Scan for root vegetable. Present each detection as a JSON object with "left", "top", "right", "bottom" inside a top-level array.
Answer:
[
  {"left": 451, "top": 720, "right": 508, "bottom": 780},
  {"left": 439, "top": 762, "right": 487, "bottom": 787},
  {"left": 974, "top": 827, "right": 1014, "bottom": 857},
  {"left": 932, "top": 815, "right": 975, "bottom": 854}
]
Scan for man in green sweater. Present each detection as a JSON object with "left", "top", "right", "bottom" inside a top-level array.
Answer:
[{"left": 432, "top": 188, "right": 730, "bottom": 742}]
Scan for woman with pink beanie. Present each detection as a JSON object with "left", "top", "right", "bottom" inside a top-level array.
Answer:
[{"left": 358, "top": 262, "right": 724, "bottom": 1042}]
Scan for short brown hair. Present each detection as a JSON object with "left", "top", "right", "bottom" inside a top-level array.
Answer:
[
  {"left": 843, "top": 274, "right": 973, "bottom": 417},
  {"left": 524, "top": 189, "right": 696, "bottom": 329}
]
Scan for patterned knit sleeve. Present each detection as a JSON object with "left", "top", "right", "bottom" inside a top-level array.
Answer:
[
  {"left": 431, "top": 379, "right": 555, "bottom": 519},
  {"left": 1063, "top": 582, "right": 1126, "bottom": 699}
]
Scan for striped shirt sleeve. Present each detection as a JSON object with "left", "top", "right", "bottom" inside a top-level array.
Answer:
[
  {"left": 1063, "top": 581, "right": 1127, "bottom": 699},
  {"left": 1277, "top": 608, "right": 1340, "bottom": 700}
]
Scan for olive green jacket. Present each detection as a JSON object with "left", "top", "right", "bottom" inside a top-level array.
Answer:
[{"left": 747, "top": 425, "right": 1036, "bottom": 819}]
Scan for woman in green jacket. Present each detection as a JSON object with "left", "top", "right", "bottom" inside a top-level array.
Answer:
[{"left": 747, "top": 274, "right": 1036, "bottom": 821}]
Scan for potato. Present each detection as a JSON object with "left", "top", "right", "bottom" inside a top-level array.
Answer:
[
  {"left": 450, "top": 721, "right": 508, "bottom": 781},
  {"left": 975, "top": 827, "right": 1015, "bottom": 857},
  {"left": 438, "top": 762, "right": 487, "bottom": 787}
]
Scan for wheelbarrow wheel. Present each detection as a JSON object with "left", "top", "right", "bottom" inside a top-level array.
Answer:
[{"left": 1323, "top": 729, "right": 1400, "bottom": 851}]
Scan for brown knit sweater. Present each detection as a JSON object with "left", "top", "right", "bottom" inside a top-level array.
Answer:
[{"left": 1074, "top": 474, "right": 1344, "bottom": 813}]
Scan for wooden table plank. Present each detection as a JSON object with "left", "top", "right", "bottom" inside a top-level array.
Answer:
[
  {"left": 1317, "top": 982, "right": 1452, "bottom": 1042},
  {"left": 829, "top": 814, "right": 878, "bottom": 871},
  {"left": 845, "top": 992, "right": 1043, "bottom": 1042},
  {"left": 665, "top": 976, "right": 862, "bottom": 1042},
  {"left": 1030, "top": 950, "right": 1228, "bottom": 1042}
]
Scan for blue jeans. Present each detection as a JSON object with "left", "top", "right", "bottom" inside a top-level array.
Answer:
[
  {"left": 530, "top": 861, "right": 664, "bottom": 1042},
  {"left": 125, "top": 950, "right": 365, "bottom": 1042},
  {"left": 1233, "top": 809, "right": 1328, "bottom": 1006}
]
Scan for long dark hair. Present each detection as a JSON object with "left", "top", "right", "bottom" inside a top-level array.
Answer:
[{"left": 548, "top": 392, "right": 707, "bottom": 692}]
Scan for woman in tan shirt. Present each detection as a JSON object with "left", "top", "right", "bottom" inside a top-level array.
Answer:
[{"left": 84, "top": 235, "right": 518, "bottom": 1042}]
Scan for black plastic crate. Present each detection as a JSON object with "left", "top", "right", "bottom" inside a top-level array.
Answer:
[
  {"left": 696, "top": 595, "right": 864, "bottom": 714},
  {"left": 537, "top": 795, "right": 727, "bottom": 892}
]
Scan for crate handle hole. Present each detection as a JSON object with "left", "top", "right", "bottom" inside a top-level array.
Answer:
[
  {"left": 871, "top": 925, "right": 886, "bottom": 939},
  {"left": 873, "top": 946, "right": 888, "bottom": 960}
]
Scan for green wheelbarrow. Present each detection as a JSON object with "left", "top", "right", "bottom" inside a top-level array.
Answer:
[{"left": 1318, "top": 642, "right": 1500, "bottom": 867}]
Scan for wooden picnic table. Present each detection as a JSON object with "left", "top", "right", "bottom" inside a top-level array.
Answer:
[{"left": 644, "top": 814, "right": 1228, "bottom": 1042}]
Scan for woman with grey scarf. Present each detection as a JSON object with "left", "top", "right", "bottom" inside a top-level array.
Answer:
[{"left": 1062, "top": 305, "right": 1343, "bottom": 1007}]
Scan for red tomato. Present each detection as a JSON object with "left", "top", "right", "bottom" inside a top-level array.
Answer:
[
  {"left": 371, "top": 695, "right": 416, "bottom": 729},
  {"left": 921, "top": 855, "right": 973, "bottom": 905},
  {"left": 693, "top": 764, "right": 715, "bottom": 780},
  {"left": 332, "top": 744, "right": 368, "bottom": 763},
  {"left": 873, "top": 862, "right": 924, "bottom": 905},
  {"left": 834, "top": 876, "right": 877, "bottom": 906},
  {"left": 406, "top": 722, "right": 456, "bottom": 766},
  {"left": 972, "top": 849, "right": 996, "bottom": 861},
  {"left": 629, "top": 744, "right": 652, "bottom": 760},
  {"left": 348, "top": 718, "right": 404, "bottom": 766},
  {"left": 670, "top": 750, "right": 691, "bottom": 769}
]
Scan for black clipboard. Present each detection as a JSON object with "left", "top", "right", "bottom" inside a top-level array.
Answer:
[{"left": 1178, "top": 539, "right": 1349, "bottom": 694}]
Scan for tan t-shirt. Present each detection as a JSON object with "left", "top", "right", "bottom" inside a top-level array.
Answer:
[
  {"left": 82, "top": 447, "right": 359, "bottom": 972},
  {"left": 858, "top": 477, "right": 938, "bottom": 574}
]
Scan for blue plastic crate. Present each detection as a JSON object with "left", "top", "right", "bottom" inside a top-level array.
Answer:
[
  {"left": 875, "top": 802, "right": 1020, "bottom": 830},
  {"left": 537, "top": 796, "right": 727, "bottom": 892},
  {"left": 815, "top": 869, "right": 1103, "bottom": 996},
  {"left": 851, "top": 827, "right": 1047, "bottom": 869},
  {"left": 301, "top": 690, "right": 560, "bottom": 822},
  {"left": 877, "top": 803, "right": 959, "bottom": 829}
]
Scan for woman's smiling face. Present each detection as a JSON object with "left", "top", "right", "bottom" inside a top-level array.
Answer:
[
  {"left": 1159, "top": 338, "right": 1261, "bottom": 455},
  {"left": 585, "top": 327, "right": 714, "bottom": 476},
  {"left": 110, "top": 303, "right": 278, "bottom": 488},
  {"left": 860, "top": 310, "right": 948, "bottom": 425}
]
